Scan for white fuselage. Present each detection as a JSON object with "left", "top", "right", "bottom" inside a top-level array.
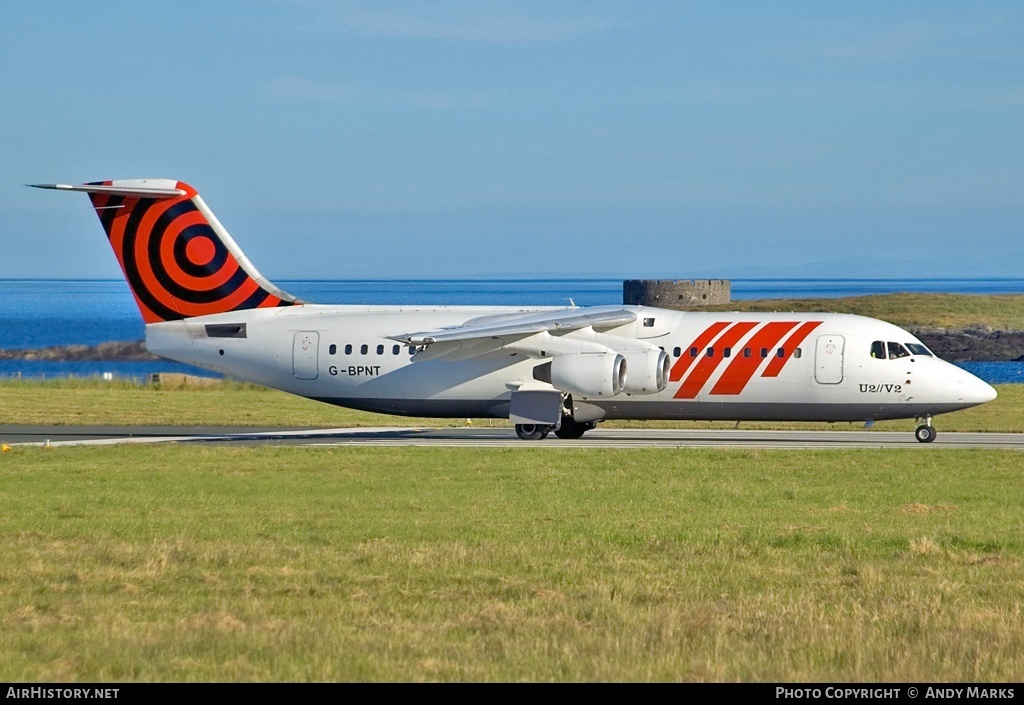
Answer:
[{"left": 144, "top": 304, "right": 996, "bottom": 424}]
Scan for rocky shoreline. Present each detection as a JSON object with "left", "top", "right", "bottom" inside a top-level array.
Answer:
[
  {"left": 908, "top": 328, "right": 1024, "bottom": 362},
  {"left": 2, "top": 330, "right": 1023, "bottom": 364},
  {"left": 0, "top": 341, "right": 158, "bottom": 362}
]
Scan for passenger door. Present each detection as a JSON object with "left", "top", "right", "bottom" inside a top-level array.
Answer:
[
  {"left": 292, "top": 331, "right": 319, "bottom": 380},
  {"left": 814, "top": 334, "right": 844, "bottom": 384}
]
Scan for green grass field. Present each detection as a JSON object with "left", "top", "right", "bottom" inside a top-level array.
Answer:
[
  {"left": 2, "top": 378, "right": 1023, "bottom": 681},
  {"left": 1, "top": 444, "right": 1023, "bottom": 681}
]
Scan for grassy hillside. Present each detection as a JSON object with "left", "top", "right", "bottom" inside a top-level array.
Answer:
[{"left": 694, "top": 293, "right": 1024, "bottom": 330}]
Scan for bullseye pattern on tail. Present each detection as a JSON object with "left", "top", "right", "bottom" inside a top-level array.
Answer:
[{"left": 85, "top": 181, "right": 296, "bottom": 323}]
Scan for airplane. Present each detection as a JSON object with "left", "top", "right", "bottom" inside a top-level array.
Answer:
[{"left": 31, "top": 178, "right": 997, "bottom": 442}]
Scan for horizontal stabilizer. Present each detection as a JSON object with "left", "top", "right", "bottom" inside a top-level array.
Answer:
[{"left": 30, "top": 180, "right": 186, "bottom": 199}]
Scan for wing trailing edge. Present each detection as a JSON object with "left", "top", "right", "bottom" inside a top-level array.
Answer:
[{"left": 389, "top": 306, "right": 638, "bottom": 347}]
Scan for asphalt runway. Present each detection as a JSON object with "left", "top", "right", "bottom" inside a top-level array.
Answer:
[{"left": 3, "top": 425, "right": 1024, "bottom": 449}]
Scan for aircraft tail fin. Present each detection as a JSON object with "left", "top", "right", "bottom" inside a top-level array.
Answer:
[{"left": 31, "top": 179, "right": 299, "bottom": 323}]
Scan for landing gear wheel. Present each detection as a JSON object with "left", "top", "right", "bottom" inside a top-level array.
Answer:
[
  {"left": 554, "top": 425, "right": 585, "bottom": 439},
  {"left": 915, "top": 425, "right": 937, "bottom": 443},
  {"left": 515, "top": 424, "right": 547, "bottom": 441},
  {"left": 554, "top": 416, "right": 588, "bottom": 439}
]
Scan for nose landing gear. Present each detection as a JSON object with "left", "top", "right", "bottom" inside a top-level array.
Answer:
[{"left": 914, "top": 417, "right": 937, "bottom": 443}]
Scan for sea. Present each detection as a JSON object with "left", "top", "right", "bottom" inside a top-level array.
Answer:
[{"left": 2, "top": 278, "right": 1023, "bottom": 384}]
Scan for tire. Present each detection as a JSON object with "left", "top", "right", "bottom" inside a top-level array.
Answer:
[
  {"left": 515, "top": 424, "right": 546, "bottom": 441},
  {"left": 915, "top": 425, "right": 937, "bottom": 443},
  {"left": 554, "top": 418, "right": 587, "bottom": 439}
]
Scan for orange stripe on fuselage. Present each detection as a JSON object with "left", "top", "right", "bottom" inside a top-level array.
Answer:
[
  {"left": 675, "top": 322, "right": 758, "bottom": 399},
  {"left": 761, "top": 321, "right": 822, "bottom": 378},
  {"left": 669, "top": 321, "right": 730, "bottom": 382},
  {"left": 709, "top": 322, "right": 799, "bottom": 395}
]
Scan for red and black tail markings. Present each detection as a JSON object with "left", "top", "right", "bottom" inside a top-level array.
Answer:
[
  {"left": 761, "top": 321, "right": 822, "bottom": 378},
  {"left": 83, "top": 180, "right": 297, "bottom": 323},
  {"left": 675, "top": 322, "right": 758, "bottom": 399}
]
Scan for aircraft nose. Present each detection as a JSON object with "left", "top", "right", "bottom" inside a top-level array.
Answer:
[{"left": 961, "top": 371, "right": 997, "bottom": 405}]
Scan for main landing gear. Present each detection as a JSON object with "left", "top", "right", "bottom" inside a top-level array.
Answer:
[
  {"left": 915, "top": 416, "right": 937, "bottom": 443},
  {"left": 515, "top": 415, "right": 597, "bottom": 441},
  {"left": 515, "top": 423, "right": 550, "bottom": 441},
  {"left": 554, "top": 416, "right": 592, "bottom": 439}
]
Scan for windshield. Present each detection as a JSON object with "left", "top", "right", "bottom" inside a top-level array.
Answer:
[{"left": 887, "top": 342, "right": 910, "bottom": 359}]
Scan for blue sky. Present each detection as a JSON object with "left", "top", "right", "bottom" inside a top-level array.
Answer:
[{"left": 2, "top": 1, "right": 1022, "bottom": 279}]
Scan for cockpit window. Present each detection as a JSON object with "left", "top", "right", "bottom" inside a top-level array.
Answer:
[
  {"left": 887, "top": 342, "right": 911, "bottom": 359},
  {"left": 870, "top": 341, "right": 886, "bottom": 359},
  {"left": 906, "top": 343, "right": 933, "bottom": 357}
]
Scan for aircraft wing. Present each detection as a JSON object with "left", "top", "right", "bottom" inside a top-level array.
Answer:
[
  {"left": 389, "top": 306, "right": 636, "bottom": 346},
  {"left": 388, "top": 306, "right": 638, "bottom": 361}
]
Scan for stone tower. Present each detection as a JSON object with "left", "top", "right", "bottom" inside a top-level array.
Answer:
[{"left": 623, "top": 279, "right": 730, "bottom": 308}]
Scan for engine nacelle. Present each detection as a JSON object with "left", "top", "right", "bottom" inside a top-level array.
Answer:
[
  {"left": 550, "top": 352, "right": 626, "bottom": 398},
  {"left": 622, "top": 348, "right": 670, "bottom": 395}
]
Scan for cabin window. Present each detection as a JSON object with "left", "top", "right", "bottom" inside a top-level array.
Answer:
[
  {"left": 776, "top": 348, "right": 785, "bottom": 358},
  {"left": 376, "top": 344, "right": 385, "bottom": 355},
  {"left": 887, "top": 341, "right": 910, "bottom": 359},
  {"left": 345, "top": 344, "right": 353, "bottom": 355},
  {"left": 906, "top": 343, "right": 932, "bottom": 357},
  {"left": 690, "top": 347, "right": 698, "bottom": 358},
  {"left": 706, "top": 348, "right": 714, "bottom": 357},
  {"left": 360, "top": 344, "right": 368, "bottom": 355},
  {"left": 870, "top": 341, "right": 886, "bottom": 359},
  {"left": 724, "top": 347, "right": 731, "bottom": 358},
  {"left": 673, "top": 347, "right": 681, "bottom": 357},
  {"left": 393, "top": 344, "right": 401, "bottom": 355},
  {"left": 794, "top": 348, "right": 802, "bottom": 359},
  {"left": 760, "top": 348, "right": 768, "bottom": 358},
  {"left": 743, "top": 348, "right": 751, "bottom": 358},
  {"left": 328, "top": 344, "right": 337, "bottom": 355}
]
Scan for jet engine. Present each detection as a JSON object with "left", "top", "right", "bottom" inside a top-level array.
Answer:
[
  {"left": 550, "top": 352, "right": 626, "bottom": 398},
  {"left": 622, "top": 348, "right": 670, "bottom": 394}
]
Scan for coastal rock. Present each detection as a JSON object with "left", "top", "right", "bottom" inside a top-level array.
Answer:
[
  {"left": 909, "top": 328, "right": 1024, "bottom": 362},
  {"left": 0, "top": 340, "right": 158, "bottom": 361}
]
